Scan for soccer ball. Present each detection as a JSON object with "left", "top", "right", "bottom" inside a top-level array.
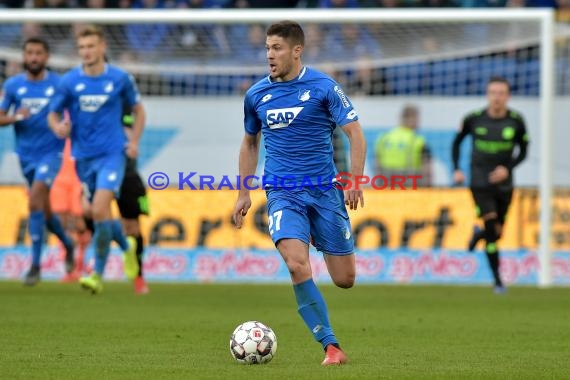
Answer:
[{"left": 229, "top": 321, "right": 277, "bottom": 364}]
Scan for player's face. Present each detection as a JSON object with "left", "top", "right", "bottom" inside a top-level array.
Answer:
[
  {"left": 266, "top": 35, "right": 302, "bottom": 81},
  {"left": 77, "top": 35, "right": 106, "bottom": 67},
  {"left": 23, "top": 43, "right": 48, "bottom": 76},
  {"left": 404, "top": 114, "right": 419, "bottom": 130},
  {"left": 486, "top": 82, "right": 510, "bottom": 112}
]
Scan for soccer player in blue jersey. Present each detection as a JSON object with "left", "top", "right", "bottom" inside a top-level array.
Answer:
[
  {"left": 48, "top": 25, "right": 145, "bottom": 294},
  {"left": 232, "top": 20, "right": 366, "bottom": 366},
  {"left": 0, "top": 37, "right": 75, "bottom": 286}
]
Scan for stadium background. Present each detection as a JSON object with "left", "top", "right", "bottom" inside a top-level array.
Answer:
[{"left": 0, "top": 2, "right": 569, "bottom": 286}]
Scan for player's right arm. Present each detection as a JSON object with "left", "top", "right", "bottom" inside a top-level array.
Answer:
[
  {"left": 47, "top": 76, "right": 71, "bottom": 138},
  {"left": 451, "top": 115, "right": 472, "bottom": 185},
  {"left": 233, "top": 93, "right": 262, "bottom": 229},
  {"left": 233, "top": 132, "right": 260, "bottom": 229},
  {"left": 0, "top": 110, "right": 30, "bottom": 126},
  {"left": 0, "top": 82, "right": 30, "bottom": 126}
]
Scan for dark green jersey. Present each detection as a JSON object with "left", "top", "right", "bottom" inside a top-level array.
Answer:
[{"left": 452, "top": 108, "right": 529, "bottom": 189}]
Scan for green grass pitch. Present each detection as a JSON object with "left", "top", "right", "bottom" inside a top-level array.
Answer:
[{"left": 1, "top": 282, "right": 569, "bottom": 380}]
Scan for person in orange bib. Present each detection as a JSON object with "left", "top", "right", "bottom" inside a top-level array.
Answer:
[{"left": 50, "top": 138, "right": 91, "bottom": 281}]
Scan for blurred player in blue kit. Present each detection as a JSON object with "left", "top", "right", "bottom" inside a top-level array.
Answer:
[
  {"left": 48, "top": 25, "right": 146, "bottom": 294},
  {"left": 232, "top": 21, "right": 366, "bottom": 366},
  {"left": 0, "top": 37, "right": 75, "bottom": 286}
]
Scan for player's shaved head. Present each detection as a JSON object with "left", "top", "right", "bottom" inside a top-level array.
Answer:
[{"left": 267, "top": 20, "right": 305, "bottom": 48}]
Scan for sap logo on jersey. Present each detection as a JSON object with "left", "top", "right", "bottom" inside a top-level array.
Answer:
[
  {"left": 266, "top": 107, "right": 303, "bottom": 129},
  {"left": 21, "top": 98, "right": 49, "bottom": 115},
  {"left": 79, "top": 95, "right": 109, "bottom": 112}
]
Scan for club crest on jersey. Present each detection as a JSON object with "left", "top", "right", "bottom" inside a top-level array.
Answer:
[
  {"left": 21, "top": 98, "right": 49, "bottom": 115},
  {"left": 104, "top": 81, "right": 114, "bottom": 93},
  {"left": 45, "top": 86, "right": 54, "bottom": 97},
  {"left": 266, "top": 107, "right": 303, "bottom": 129},
  {"left": 298, "top": 89, "right": 311, "bottom": 102},
  {"left": 79, "top": 95, "right": 109, "bottom": 112}
]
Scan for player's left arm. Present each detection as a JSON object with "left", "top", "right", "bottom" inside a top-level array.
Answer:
[
  {"left": 124, "top": 73, "right": 145, "bottom": 158},
  {"left": 126, "top": 102, "right": 146, "bottom": 158},
  {"left": 507, "top": 118, "right": 529, "bottom": 171},
  {"left": 490, "top": 117, "right": 529, "bottom": 184},
  {"left": 325, "top": 81, "right": 366, "bottom": 210},
  {"left": 341, "top": 120, "right": 366, "bottom": 210},
  {"left": 48, "top": 77, "right": 71, "bottom": 138}
]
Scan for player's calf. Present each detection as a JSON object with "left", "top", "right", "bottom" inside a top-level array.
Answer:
[{"left": 277, "top": 239, "right": 313, "bottom": 283}]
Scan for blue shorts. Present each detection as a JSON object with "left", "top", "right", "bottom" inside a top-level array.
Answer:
[
  {"left": 19, "top": 153, "right": 62, "bottom": 188},
  {"left": 266, "top": 186, "right": 354, "bottom": 255},
  {"left": 75, "top": 153, "right": 126, "bottom": 202}
]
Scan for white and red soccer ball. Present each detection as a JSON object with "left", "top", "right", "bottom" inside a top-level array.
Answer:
[{"left": 229, "top": 321, "right": 277, "bottom": 364}]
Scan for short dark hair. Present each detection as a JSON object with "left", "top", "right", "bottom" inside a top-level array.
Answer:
[
  {"left": 487, "top": 76, "right": 511, "bottom": 92},
  {"left": 23, "top": 37, "right": 50, "bottom": 53},
  {"left": 266, "top": 20, "right": 305, "bottom": 47}
]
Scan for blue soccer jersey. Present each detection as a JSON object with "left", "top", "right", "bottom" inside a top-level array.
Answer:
[
  {"left": 49, "top": 64, "right": 141, "bottom": 159},
  {"left": 244, "top": 67, "right": 358, "bottom": 186},
  {"left": 0, "top": 71, "right": 64, "bottom": 160}
]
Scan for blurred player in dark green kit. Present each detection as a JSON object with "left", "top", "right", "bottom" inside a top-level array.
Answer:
[
  {"left": 118, "top": 108, "right": 150, "bottom": 294},
  {"left": 452, "top": 77, "right": 529, "bottom": 294}
]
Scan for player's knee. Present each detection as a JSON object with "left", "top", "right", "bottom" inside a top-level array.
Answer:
[
  {"left": 481, "top": 211, "right": 497, "bottom": 221},
  {"left": 333, "top": 273, "right": 355, "bottom": 289},
  {"left": 30, "top": 188, "right": 49, "bottom": 212},
  {"left": 90, "top": 206, "right": 110, "bottom": 221},
  {"left": 281, "top": 253, "right": 311, "bottom": 281},
  {"left": 285, "top": 258, "right": 310, "bottom": 280},
  {"left": 277, "top": 239, "right": 311, "bottom": 280},
  {"left": 123, "top": 219, "right": 140, "bottom": 236},
  {"left": 29, "top": 194, "right": 46, "bottom": 212}
]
